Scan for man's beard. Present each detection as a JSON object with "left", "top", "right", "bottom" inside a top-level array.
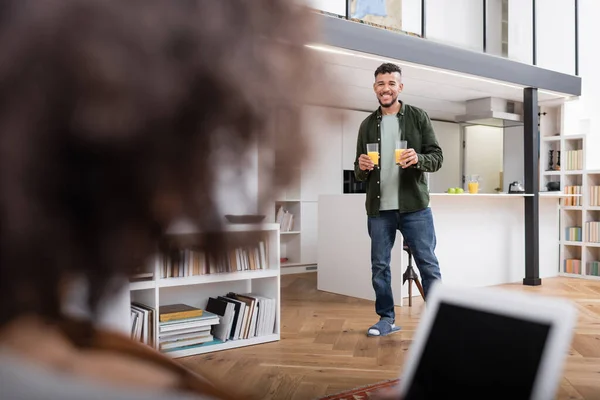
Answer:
[{"left": 378, "top": 94, "right": 397, "bottom": 108}]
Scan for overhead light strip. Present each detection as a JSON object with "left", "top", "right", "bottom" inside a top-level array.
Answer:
[{"left": 305, "top": 44, "right": 570, "bottom": 99}]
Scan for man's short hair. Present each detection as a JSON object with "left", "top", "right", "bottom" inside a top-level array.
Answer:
[{"left": 374, "top": 63, "right": 402, "bottom": 78}]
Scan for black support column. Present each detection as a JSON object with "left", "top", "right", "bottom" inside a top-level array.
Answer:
[{"left": 523, "top": 87, "right": 541, "bottom": 286}]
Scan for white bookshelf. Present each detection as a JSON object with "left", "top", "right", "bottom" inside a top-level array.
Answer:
[
  {"left": 539, "top": 103, "right": 600, "bottom": 280},
  {"left": 129, "top": 222, "right": 281, "bottom": 358},
  {"left": 275, "top": 198, "right": 304, "bottom": 268}
]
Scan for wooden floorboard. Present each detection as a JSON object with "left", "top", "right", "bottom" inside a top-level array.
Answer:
[{"left": 179, "top": 273, "right": 600, "bottom": 400}]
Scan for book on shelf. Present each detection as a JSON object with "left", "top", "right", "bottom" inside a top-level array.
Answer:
[
  {"left": 224, "top": 292, "right": 277, "bottom": 340},
  {"left": 275, "top": 205, "right": 294, "bottom": 232},
  {"left": 159, "top": 303, "right": 203, "bottom": 322},
  {"left": 564, "top": 149, "right": 583, "bottom": 171},
  {"left": 586, "top": 221, "right": 599, "bottom": 243},
  {"left": 590, "top": 186, "right": 600, "bottom": 207},
  {"left": 159, "top": 310, "right": 220, "bottom": 352},
  {"left": 159, "top": 241, "right": 268, "bottom": 278},
  {"left": 564, "top": 259, "right": 581, "bottom": 274},
  {"left": 563, "top": 186, "right": 582, "bottom": 206},
  {"left": 130, "top": 302, "right": 155, "bottom": 347},
  {"left": 158, "top": 293, "right": 277, "bottom": 353},
  {"left": 565, "top": 226, "right": 582, "bottom": 242},
  {"left": 587, "top": 261, "right": 600, "bottom": 277}
]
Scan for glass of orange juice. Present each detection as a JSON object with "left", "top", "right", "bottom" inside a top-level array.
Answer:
[
  {"left": 467, "top": 175, "right": 479, "bottom": 194},
  {"left": 366, "top": 143, "right": 379, "bottom": 166},
  {"left": 395, "top": 140, "right": 407, "bottom": 166}
]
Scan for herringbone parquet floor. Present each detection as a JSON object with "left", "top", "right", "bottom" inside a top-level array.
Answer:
[{"left": 179, "top": 273, "right": 600, "bottom": 400}]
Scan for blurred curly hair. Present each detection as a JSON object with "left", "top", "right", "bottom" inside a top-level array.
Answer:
[{"left": 0, "top": 0, "right": 322, "bottom": 327}]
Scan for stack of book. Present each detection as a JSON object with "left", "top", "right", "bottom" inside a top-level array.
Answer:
[
  {"left": 563, "top": 185, "right": 582, "bottom": 206},
  {"left": 275, "top": 206, "right": 294, "bottom": 232},
  {"left": 564, "top": 258, "right": 582, "bottom": 274},
  {"left": 131, "top": 302, "right": 155, "bottom": 347},
  {"left": 564, "top": 149, "right": 583, "bottom": 171},
  {"left": 587, "top": 261, "right": 600, "bottom": 277},
  {"left": 586, "top": 221, "right": 599, "bottom": 243},
  {"left": 591, "top": 186, "right": 600, "bottom": 207},
  {"left": 159, "top": 241, "right": 268, "bottom": 279},
  {"left": 565, "top": 226, "right": 582, "bottom": 242},
  {"left": 158, "top": 303, "right": 220, "bottom": 352},
  {"left": 216, "top": 292, "right": 277, "bottom": 340}
]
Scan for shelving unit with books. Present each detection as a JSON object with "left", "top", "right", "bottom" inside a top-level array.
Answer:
[
  {"left": 562, "top": 208, "right": 583, "bottom": 243},
  {"left": 127, "top": 223, "right": 281, "bottom": 358},
  {"left": 562, "top": 244, "right": 583, "bottom": 275},
  {"left": 539, "top": 104, "right": 562, "bottom": 194},
  {"left": 275, "top": 199, "right": 302, "bottom": 267},
  {"left": 585, "top": 246, "right": 600, "bottom": 278},
  {"left": 540, "top": 102, "right": 600, "bottom": 281}
]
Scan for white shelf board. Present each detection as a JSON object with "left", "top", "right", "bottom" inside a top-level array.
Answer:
[
  {"left": 221, "top": 223, "right": 279, "bottom": 232},
  {"left": 276, "top": 199, "right": 301, "bottom": 202},
  {"left": 158, "top": 269, "right": 279, "bottom": 288},
  {"left": 561, "top": 241, "right": 583, "bottom": 246},
  {"left": 539, "top": 192, "right": 582, "bottom": 197},
  {"left": 564, "top": 170, "right": 584, "bottom": 175},
  {"left": 562, "top": 206, "right": 582, "bottom": 210},
  {"left": 542, "top": 171, "right": 561, "bottom": 176},
  {"left": 563, "top": 135, "right": 586, "bottom": 140},
  {"left": 281, "top": 262, "right": 306, "bottom": 267},
  {"left": 541, "top": 136, "right": 561, "bottom": 141},
  {"left": 559, "top": 273, "right": 586, "bottom": 279},
  {"left": 163, "top": 334, "right": 280, "bottom": 358},
  {"left": 589, "top": 207, "right": 600, "bottom": 211},
  {"left": 280, "top": 231, "right": 301, "bottom": 235},
  {"left": 585, "top": 242, "right": 600, "bottom": 248},
  {"left": 430, "top": 193, "right": 532, "bottom": 197},
  {"left": 166, "top": 219, "right": 279, "bottom": 235},
  {"left": 560, "top": 273, "right": 600, "bottom": 281},
  {"left": 129, "top": 280, "right": 156, "bottom": 291}
]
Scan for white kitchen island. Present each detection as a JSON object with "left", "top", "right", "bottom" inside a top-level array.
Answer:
[{"left": 317, "top": 193, "right": 563, "bottom": 306}]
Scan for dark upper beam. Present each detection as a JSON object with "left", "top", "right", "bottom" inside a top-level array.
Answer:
[{"left": 315, "top": 13, "right": 581, "bottom": 96}]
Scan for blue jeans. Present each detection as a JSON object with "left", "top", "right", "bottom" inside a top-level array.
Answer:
[{"left": 367, "top": 207, "right": 441, "bottom": 322}]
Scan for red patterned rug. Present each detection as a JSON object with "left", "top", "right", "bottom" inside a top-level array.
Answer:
[{"left": 318, "top": 379, "right": 400, "bottom": 400}]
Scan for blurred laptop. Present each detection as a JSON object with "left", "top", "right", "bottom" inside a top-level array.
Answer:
[{"left": 398, "top": 282, "right": 577, "bottom": 400}]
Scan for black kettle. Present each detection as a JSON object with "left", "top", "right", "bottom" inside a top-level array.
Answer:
[{"left": 508, "top": 181, "right": 525, "bottom": 194}]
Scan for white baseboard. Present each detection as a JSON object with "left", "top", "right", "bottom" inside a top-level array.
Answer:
[{"left": 281, "top": 265, "right": 317, "bottom": 275}]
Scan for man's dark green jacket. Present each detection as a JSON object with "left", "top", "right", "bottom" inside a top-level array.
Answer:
[{"left": 354, "top": 101, "right": 443, "bottom": 216}]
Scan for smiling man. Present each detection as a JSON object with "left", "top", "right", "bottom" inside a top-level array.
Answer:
[{"left": 354, "top": 63, "right": 443, "bottom": 337}]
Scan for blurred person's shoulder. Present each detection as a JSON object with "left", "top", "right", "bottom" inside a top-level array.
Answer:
[{"left": 0, "top": 347, "right": 213, "bottom": 400}]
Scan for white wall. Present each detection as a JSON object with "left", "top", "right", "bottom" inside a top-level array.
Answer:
[
  {"left": 63, "top": 276, "right": 131, "bottom": 334},
  {"left": 502, "top": 126, "right": 524, "bottom": 192},
  {"left": 303, "top": 0, "right": 346, "bottom": 15},
  {"left": 563, "top": 0, "right": 600, "bottom": 170},
  {"left": 536, "top": 0, "right": 576, "bottom": 75},
  {"left": 301, "top": 105, "right": 343, "bottom": 199},
  {"left": 485, "top": 0, "right": 504, "bottom": 57},
  {"left": 464, "top": 125, "right": 504, "bottom": 193},
  {"left": 214, "top": 140, "right": 259, "bottom": 216},
  {"left": 402, "top": 0, "right": 422, "bottom": 35},
  {"left": 342, "top": 109, "right": 371, "bottom": 170},
  {"left": 508, "top": 0, "right": 534, "bottom": 64},
  {"left": 429, "top": 121, "right": 462, "bottom": 192},
  {"left": 426, "top": 0, "right": 483, "bottom": 52}
]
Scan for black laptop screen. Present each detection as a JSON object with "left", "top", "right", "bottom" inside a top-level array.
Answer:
[{"left": 404, "top": 302, "right": 552, "bottom": 400}]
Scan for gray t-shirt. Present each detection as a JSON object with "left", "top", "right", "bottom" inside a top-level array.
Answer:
[
  {"left": 0, "top": 348, "right": 214, "bottom": 400},
  {"left": 379, "top": 115, "right": 400, "bottom": 211}
]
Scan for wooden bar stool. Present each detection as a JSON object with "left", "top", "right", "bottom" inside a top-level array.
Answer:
[{"left": 402, "top": 244, "right": 426, "bottom": 306}]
